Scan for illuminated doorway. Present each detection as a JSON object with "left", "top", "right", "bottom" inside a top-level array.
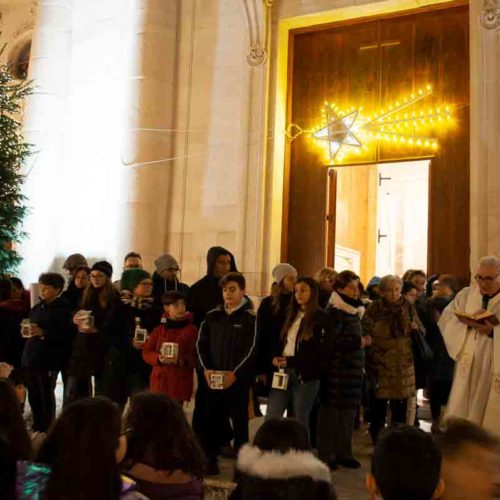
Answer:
[{"left": 327, "top": 160, "right": 429, "bottom": 283}]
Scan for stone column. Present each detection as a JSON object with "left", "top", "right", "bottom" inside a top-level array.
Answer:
[
  {"left": 470, "top": 0, "right": 500, "bottom": 266},
  {"left": 19, "top": 0, "right": 73, "bottom": 283},
  {"left": 120, "top": 0, "right": 179, "bottom": 269}
]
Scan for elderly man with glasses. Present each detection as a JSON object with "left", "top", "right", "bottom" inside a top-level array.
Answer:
[{"left": 439, "top": 256, "right": 500, "bottom": 435}]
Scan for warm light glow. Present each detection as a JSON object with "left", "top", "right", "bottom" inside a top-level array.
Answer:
[{"left": 304, "top": 84, "right": 455, "bottom": 163}]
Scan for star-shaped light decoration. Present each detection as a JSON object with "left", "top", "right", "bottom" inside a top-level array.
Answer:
[
  {"left": 312, "top": 108, "right": 362, "bottom": 160},
  {"left": 302, "top": 84, "right": 455, "bottom": 164}
]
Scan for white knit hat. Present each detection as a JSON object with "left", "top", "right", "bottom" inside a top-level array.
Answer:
[{"left": 272, "top": 263, "right": 298, "bottom": 284}]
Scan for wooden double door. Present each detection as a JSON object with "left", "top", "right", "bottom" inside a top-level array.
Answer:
[{"left": 283, "top": 3, "right": 470, "bottom": 284}]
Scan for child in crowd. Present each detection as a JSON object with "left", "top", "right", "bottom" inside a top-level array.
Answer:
[
  {"left": 265, "top": 277, "right": 329, "bottom": 440},
  {"left": 367, "top": 425, "right": 444, "bottom": 500},
  {"left": 61, "top": 265, "right": 90, "bottom": 312},
  {"left": 103, "top": 269, "right": 161, "bottom": 410},
  {"left": 196, "top": 272, "right": 256, "bottom": 475},
  {"left": 0, "top": 378, "right": 32, "bottom": 500},
  {"left": 122, "top": 392, "right": 204, "bottom": 499},
  {"left": 18, "top": 397, "right": 146, "bottom": 500},
  {"left": 231, "top": 418, "right": 336, "bottom": 500},
  {"left": 143, "top": 291, "right": 197, "bottom": 404},
  {"left": 438, "top": 418, "right": 499, "bottom": 500},
  {"left": 67, "top": 261, "right": 119, "bottom": 403},
  {"left": 21, "top": 273, "right": 73, "bottom": 432}
]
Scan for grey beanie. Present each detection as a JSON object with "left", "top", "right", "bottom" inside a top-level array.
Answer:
[
  {"left": 272, "top": 263, "right": 298, "bottom": 284},
  {"left": 154, "top": 254, "right": 180, "bottom": 273},
  {"left": 63, "top": 253, "right": 88, "bottom": 270}
]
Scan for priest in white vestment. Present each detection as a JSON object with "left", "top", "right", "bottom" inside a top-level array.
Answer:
[{"left": 439, "top": 256, "right": 500, "bottom": 436}]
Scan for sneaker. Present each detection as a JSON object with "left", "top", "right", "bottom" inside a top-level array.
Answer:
[
  {"left": 206, "top": 458, "right": 220, "bottom": 476},
  {"left": 338, "top": 458, "right": 361, "bottom": 469}
]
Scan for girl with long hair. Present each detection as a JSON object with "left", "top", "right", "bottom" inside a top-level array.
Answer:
[
  {"left": 256, "top": 264, "right": 297, "bottom": 387},
  {"left": 23, "top": 397, "right": 145, "bottom": 500},
  {"left": 66, "top": 261, "right": 119, "bottom": 403},
  {"left": 0, "top": 379, "right": 31, "bottom": 499},
  {"left": 265, "top": 277, "right": 330, "bottom": 439},
  {"left": 122, "top": 392, "right": 204, "bottom": 499}
]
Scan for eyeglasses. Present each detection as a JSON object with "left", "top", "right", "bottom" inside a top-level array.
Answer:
[{"left": 474, "top": 274, "right": 500, "bottom": 283}]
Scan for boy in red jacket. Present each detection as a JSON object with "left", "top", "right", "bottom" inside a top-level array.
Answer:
[{"left": 143, "top": 292, "right": 198, "bottom": 404}]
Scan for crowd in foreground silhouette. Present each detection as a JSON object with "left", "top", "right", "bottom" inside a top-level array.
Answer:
[{"left": 0, "top": 248, "right": 499, "bottom": 499}]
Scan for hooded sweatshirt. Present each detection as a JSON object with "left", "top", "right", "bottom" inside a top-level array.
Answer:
[{"left": 186, "top": 247, "right": 238, "bottom": 327}]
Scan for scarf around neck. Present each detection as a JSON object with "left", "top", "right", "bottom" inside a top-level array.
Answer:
[{"left": 329, "top": 291, "right": 365, "bottom": 318}]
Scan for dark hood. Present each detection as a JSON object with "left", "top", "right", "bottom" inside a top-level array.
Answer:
[{"left": 206, "top": 246, "right": 238, "bottom": 277}]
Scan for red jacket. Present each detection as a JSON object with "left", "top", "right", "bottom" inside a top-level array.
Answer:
[{"left": 143, "top": 313, "right": 197, "bottom": 402}]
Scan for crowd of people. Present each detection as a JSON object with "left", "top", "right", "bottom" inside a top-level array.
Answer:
[{"left": 0, "top": 247, "right": 499, "bottom": 499}]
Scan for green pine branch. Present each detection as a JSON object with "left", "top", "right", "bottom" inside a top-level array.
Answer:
[{"left": 0, "top": 46, "right": 33, "bottom": 275}]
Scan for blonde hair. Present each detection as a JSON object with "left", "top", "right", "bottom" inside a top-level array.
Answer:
[{"left": 314, "top": 267, "right": 337, "bottom": 283}]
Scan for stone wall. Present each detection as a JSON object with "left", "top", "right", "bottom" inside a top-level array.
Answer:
[{"left": 3, "top": 0, "right": 499, "bottom": 287}]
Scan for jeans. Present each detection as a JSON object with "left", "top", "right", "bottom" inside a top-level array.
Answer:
[
  {"left": 317, "top": 407, "right": 356, "bottom": 462},
  {"left": 265, "top": 368, "right": 319, "bottom": 441},
  {"left": 25, "top": 369, "right": 58, "bottom": 432}
]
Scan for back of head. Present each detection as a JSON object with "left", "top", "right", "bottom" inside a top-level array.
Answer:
[
  {"left": 36, "top": 397, "right": 122, "bottom": 500},
  {"left": 439, "top": 418, "right": 499, "bottom": 459},
  {"left": 124, "top": 392, "right": 205, "bottom": 478},
  {"left": 253, "top": 418, "right": 310, "bottom": 454},
  {"left": 0, "top": 379, "right": 31, "bottom": 460},
  {"left": 438, "top": 419, "right": 499, "bottom": 500},
  {"left": 371, "top": 426, "right": 441, "bottom": 500}
]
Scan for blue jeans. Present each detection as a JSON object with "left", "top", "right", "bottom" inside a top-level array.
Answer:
[{"left": 265, "top": 368, "right": 319, "bottom": 440}]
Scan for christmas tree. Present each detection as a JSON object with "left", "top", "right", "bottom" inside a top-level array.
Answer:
[{"left": 0, "top": 44, "right": 33, "bottom": 275}]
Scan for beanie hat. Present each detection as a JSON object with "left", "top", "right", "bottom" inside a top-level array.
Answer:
[
  {"left": 91, "top": 261, "right": 113, "bottom": 278},
  {"left": 272, "top": 263, "right": 298, "bottom": 284},
  {"left": 121, "top": 269, "right": 151, "bottom": 292},
  {"left": 367, "top": 276, "right": 381, "bottom": 288},
  {"left": 63, "top": 253, "right": 88, "bottom": 270},
  {"left": 154, "top": 254, "right": 180, "bottom": 273}
]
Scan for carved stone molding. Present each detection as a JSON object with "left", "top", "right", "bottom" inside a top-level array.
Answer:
[
  {"left": 480, "top": 0, "right": 500, "bottom": 29},
  {"left": 242, "top": 0, "right": 273, "bottom": 66}
]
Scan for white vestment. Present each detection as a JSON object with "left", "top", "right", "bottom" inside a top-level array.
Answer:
[{"left": 439, "top": 285, "right": 500, "bottom": 436}]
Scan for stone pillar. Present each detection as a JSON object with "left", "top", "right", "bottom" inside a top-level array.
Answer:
[
  {"left": 19, "top": 0, "right": 73, "bottom": 282},
  {"left": 470, "top": 0, "right": 500, "bottom": 267},
  {"left": 120, "top": 0, "right": 179, "bottom": 269}
]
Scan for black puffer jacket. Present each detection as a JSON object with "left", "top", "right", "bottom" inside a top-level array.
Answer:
[
  {"left": 186, "top": 246, "right": 238, "bottom": 327},
  {"left": 256, "top": 292, "right": 292, "bottom": 374},
  {"left": 230, "top": 445, "right": 336, "bottom": 500},
  {"left": 196, "top": 300, "right": 256, "bottom": 386},
  {"left": 321, "top": 292, "right": 364, "bottom": 409},
  {"left": 21, "top": 297, "right": 73, "bottom": 371}
]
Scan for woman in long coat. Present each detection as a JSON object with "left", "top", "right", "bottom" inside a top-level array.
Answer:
[{"left": 362, "top": 274, "right": 420, "bottom": 443}]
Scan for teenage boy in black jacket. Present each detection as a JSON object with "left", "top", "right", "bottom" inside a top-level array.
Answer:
[
  {"left": 21, "top": 273, "right": 73, "bottom": 432},
  {"left": 196, "top": 272, "right": 257, "bottom": 475}
]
